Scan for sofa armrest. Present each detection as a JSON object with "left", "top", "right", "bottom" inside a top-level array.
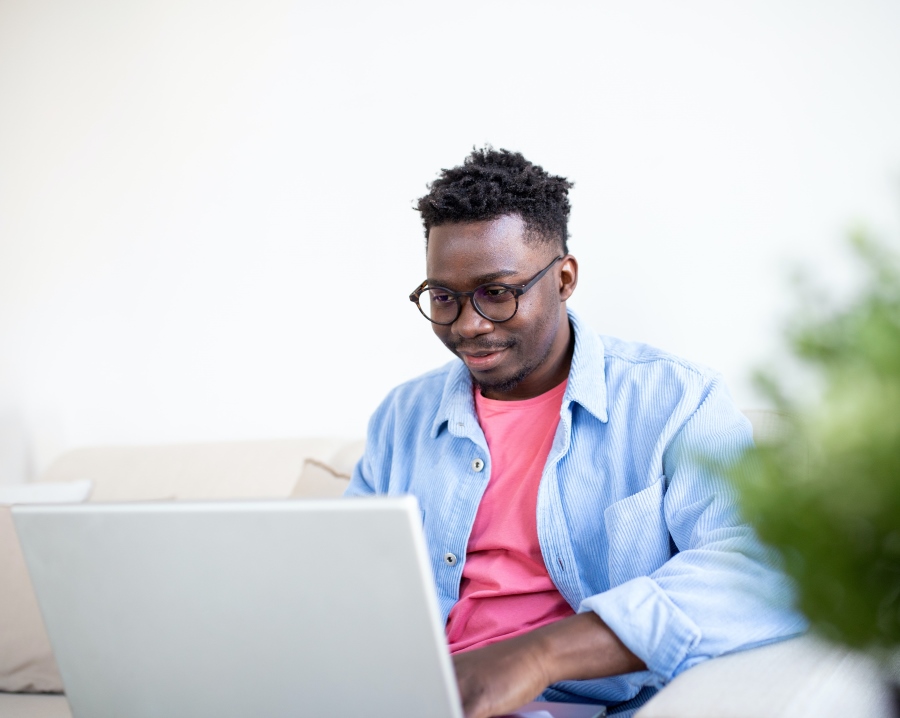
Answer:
[{"left": 635, "top": 634, "right": 894, "bottom": 718}]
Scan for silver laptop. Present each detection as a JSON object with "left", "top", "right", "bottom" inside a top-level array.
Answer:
[{"left": 13, "top": 496, "right": 605, "bottom": 718}]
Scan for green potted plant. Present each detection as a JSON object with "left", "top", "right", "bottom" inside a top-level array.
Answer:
[{"left": 732, "top": 231, "right": 900, "bottom": 706}]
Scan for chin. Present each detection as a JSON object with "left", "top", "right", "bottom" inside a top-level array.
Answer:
[{"left": 472, "top": 366, "right": 532, "bottom": 395}]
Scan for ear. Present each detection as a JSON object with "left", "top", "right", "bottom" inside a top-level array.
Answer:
[{"left": 558, "top": 254, "right": 578, "bottom": 302}]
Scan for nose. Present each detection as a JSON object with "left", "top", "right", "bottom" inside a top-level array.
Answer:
[{"left": 451, "top": 295, "right": 494, "bottom": 340}]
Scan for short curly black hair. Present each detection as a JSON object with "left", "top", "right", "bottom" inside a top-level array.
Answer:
[{"left": 416, "top": 147, "right": 573, "bottom": 253}]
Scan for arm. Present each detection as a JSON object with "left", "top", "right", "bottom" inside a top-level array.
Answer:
[
  {"left": 454, "top": 612, "right": 645, "bottom": 718},
  {"left": 344, "top": 389, "right": 398, "bottom": 498},
  {"left": 581, "top": 378, "right": 806, "bottom": 683}
]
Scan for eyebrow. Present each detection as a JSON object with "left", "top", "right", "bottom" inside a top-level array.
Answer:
[{"left": 425, "top": 268, "right": 521, "bottom": 288}]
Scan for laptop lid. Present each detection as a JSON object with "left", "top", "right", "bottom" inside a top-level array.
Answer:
[{"left": 13, "top": 496, "right": 464, "bottom": 718}]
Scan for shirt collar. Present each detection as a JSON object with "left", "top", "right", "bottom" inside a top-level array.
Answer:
[
  {"left": 564, "top": 309, "right": 609, "bottom": 423},
  {"left": 430, "top": 308, "right": 609, "bottom": 438}
]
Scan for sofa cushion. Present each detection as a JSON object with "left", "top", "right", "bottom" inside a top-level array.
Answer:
[
  {"left": 0, "top": 507, "right": 64, "bottom": 693},
  {"left": 290, "top": 459, "right": 350, "bottom": 498},
  {"left": 326, "top": 439, "right": 366, "bottom": 476},
  {"left": 38, "top": 438, "right": 354, "bottom": 502},
  {"left": 0, "top": 482, "right": 92, "bottom": 506},
  {"left": 0, "top": 692, "right": 71, "bottom": 717},
  {"left": 741, "top": 409, "right": 788, "bottom": 445},
  {"left": 634, "top": 634, "right": 895, "bottom": 718},
  {"left": 0, "top": 482, "right": 93, "bottom": 694}
]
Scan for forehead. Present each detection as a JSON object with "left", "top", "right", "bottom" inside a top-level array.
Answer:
[{"left": 425, "top": 215, "right": 548, "bottom": 286}]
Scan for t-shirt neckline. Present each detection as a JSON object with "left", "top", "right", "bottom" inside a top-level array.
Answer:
[{"left": 475, "top": 377, "right": 569, "bottom": 411}]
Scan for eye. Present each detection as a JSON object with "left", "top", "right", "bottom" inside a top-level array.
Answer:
[
  {"left": 478, "top": 285, "right": 514, "bottom": 302},
  {"left": 429, "top": 289, "right": 455, "bottom": 304}
]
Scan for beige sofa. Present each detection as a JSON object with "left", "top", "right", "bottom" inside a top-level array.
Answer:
[{"left": 1, "top": 415, "right": 895, "bottom": 717}]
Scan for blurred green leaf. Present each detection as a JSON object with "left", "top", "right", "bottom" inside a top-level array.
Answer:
[{"left": 734, "top": 231, "right": 900, "bottom": 650}]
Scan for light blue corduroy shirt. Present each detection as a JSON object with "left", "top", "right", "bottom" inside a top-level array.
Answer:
[{"left": 346, "top": 310, "right": 805, "bottom": 705}]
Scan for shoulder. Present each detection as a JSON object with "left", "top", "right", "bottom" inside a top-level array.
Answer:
[
  {"left": 601, "top": 334, "right": 714, "bottom": 378},
  {"left": 591, "top": 333, "right": 751, "bottom": 476},
  {"left": 600, "top": 334, "right": 719, "bottom": 398},
  {"left": 584, "top": 330, "right": 735, "bottom": 435},
  {"left": 567, "top": 312, "right": 727, "bottom": 425},
  {"left": 570, "top": 311, "right": 716, "bottom": 400}
]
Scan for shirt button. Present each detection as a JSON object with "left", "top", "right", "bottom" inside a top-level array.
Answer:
[
  {"left": 471, "top": 458, "right": 485, "bottom": 472},
  {"left": 444, "top": 552, "right": 458, "bottom": 566}
]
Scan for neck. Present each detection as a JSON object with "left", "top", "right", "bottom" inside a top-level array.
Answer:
[{"left": 479, "top": 311, "right": 575, "bottom": 401}]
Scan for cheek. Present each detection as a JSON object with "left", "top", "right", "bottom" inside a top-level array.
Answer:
[
  {"left": 522, "top": 302, "right": 560, "bottom": 354},
  {"left": 432, "top": 324, "right": 452, "bottom": 346}
]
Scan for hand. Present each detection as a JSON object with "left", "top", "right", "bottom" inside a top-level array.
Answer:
[
  {"left": 452, "top": 612, "right": 646, "bottom": 718},
  {"left": 453, "top": 631, "right": 549, "bottom": 718}
]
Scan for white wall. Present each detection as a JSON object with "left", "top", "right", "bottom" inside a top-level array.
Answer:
[{"left": 1, "top": 0, "right": 899, "bottom": 483}]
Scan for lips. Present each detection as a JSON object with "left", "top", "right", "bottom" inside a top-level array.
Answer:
[{"left": 458, "top": 348, "right": 508, "bottom": 372}]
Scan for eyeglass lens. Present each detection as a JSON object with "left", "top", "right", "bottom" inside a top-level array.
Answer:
[{"left": 420, "top": 285, "right": 518, "bottom": 324}]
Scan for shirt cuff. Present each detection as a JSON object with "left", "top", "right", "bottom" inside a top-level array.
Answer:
[{"left": 579, "top": 576, "right": 702, "bottom": 683}]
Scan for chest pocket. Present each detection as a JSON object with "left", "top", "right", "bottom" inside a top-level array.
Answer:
[{"left": 604, "top": 477, "right": 671, "bottom": 586}]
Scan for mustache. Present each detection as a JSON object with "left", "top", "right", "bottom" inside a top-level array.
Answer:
[{"left": 446, "top": 339, "right": 516, "bottom": 354}]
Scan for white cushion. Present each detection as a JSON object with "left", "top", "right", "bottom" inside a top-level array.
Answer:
[
  {"left": 38, "top": 438, "right": 356, "bottom": 502},
  {"left": 635, "top": 634, "right": 895, "bottom": 718},
  {"left": 290, "top": 459, "right": 350, "bottom": 498},
  {"left": 0, "top": 481, "right": 92, "bottom": 506},
  {"left": 0, "top": 692, "right": 71, "bottom": 717},
  {"left": 742, "top": 409, "right": 788, "bottom": 444},
  {"left": 0, "top": 482, "right": 91, "bottom": 693}
]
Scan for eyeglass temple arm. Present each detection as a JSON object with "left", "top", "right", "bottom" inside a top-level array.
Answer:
[
  {"left": 409, "top": 280, "right": 429, "bottom": 302},
  {"left": 519, "top": 255, "right": 563, "bottom": 293}
]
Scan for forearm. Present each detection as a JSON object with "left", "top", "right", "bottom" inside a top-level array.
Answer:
[
  {"left": 532, "top": 611, "right": 646, "bottom": 684},
  {"left": 453, "top": 611, "right": 646, "bottom": 718}
]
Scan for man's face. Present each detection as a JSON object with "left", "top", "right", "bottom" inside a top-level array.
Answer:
[{"left": 425, "top": 214, "right": 577, "bottom": 400}]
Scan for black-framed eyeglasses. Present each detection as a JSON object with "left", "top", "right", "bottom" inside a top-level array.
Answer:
[{"left": 409, "top": 256, "right": 563, "bottom": 325}]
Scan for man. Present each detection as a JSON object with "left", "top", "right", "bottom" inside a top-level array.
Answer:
[{"left": 345, "top": 148, "right": 803, "bottom": 717}]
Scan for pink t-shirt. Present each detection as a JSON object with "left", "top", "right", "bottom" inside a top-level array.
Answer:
[{"left": 446, "top": 379, "right": 575, "bottom": 654}]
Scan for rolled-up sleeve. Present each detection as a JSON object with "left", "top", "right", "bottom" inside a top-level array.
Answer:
[{"left": 579, "top": 378, "right": 806, "bottom": 685}]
